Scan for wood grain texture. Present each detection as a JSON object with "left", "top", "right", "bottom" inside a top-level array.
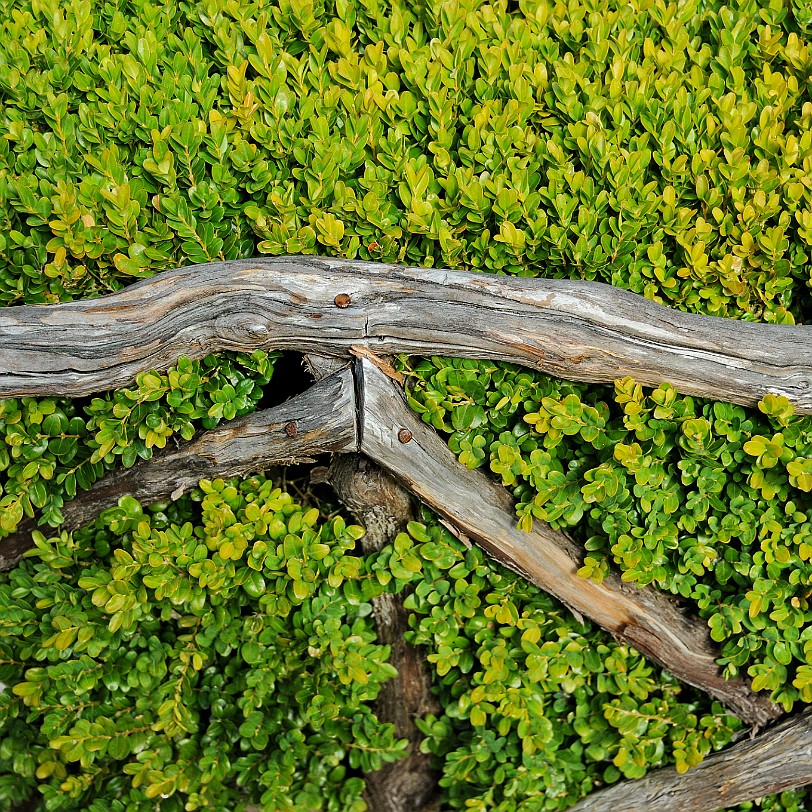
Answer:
[
  {"left": 1, "top": 257, "right": 812, "bottom": 411},
  {"left": 0, "top": 370, "right": 357, "bottom": 572},
  {"left": 0, "top": 359, "right": 779, "bottom": 726},
  {"left": 356, "top": 359, "right": 779, "bottom": 727},
  {"left": 568, "top": 709, "right": 812, "bottom": 811}
]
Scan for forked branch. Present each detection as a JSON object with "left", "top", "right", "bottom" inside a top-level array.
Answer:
[
  {"left": 0, "top": 361, "right": 779, "bottom": 727},
  {"left": 356, "top": 359, "right": 778, "bottom": 727}
]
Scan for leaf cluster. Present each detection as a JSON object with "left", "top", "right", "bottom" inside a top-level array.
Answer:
[
  {"left": 1, "top": 0, "right": 812, "bottom": 808},
  {"left": 403, "top": 355, "right": 812, "bottom": 713},
  {"left": 0, "top": 476, "right": 405, "bottom": 811},
  {"left": 0, "top": 350, "right": 274, "bottom": 538}
]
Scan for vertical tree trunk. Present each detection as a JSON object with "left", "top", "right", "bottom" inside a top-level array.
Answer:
[{"left": 325, "top": 454, "right": 441, "bottom": 812}]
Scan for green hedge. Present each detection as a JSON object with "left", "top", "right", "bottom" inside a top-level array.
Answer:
[
  {"left": 0, "top": 479, "right": 406, "bottom": 810},
  {"left": 0, "top": 0, "right": 810, "bottom": 321},
  {"left": 0, "top": 493, "right": 744, "bottom": 811},
  {"left": 1, "top": 0, "right": 812, "bottom": 810}
]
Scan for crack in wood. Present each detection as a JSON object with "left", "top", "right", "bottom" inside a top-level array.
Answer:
[{"left": 0, "top": 357, "right": 780, "bottom": 728}]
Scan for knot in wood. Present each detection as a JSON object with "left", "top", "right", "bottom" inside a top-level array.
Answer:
[
  {"left": 334, "top": 293, "right": 352, "bottom": 308},
  {"left": 284, "top": 421, "right": 298, "bottom": 438},
  {"left": 397, "top": 428, "right": 413, "bottom": 444}
]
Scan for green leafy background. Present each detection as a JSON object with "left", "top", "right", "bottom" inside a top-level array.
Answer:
[{"left": 1, "top": 0, "right": 812, "bottom": 809}]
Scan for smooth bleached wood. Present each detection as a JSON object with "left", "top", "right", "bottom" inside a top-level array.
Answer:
[
  {"left": 569, "top": 709, "right": 812, "bottom": 811},
  {"left": 0, "top": 257, "right": 810, "bottom": 412},
  {"left": 0, "top": 370, "right": 357, "bottom": 572},
  {"left": 356, "top": 359, "right": 779, "bottom": 727}
]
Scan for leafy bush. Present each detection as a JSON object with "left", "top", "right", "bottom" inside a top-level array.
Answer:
[
  {"left": 402, "top": 355, "right": 812, "bottom": 712},
  {"left": 0, "top": 477, "right": 407, "bottom": 811},
  {"left": 0, "top": 351, "right": 275, "bottom": 538},
  {"left": 395, "top": 517, "right": 741, "bottom": 811},
  {"left": 0, "top": 0, "right": 809, "bottom": 323},
  {"left": 1, "top": 0, "right": 812, "bottom": 808},
  {"left": 0, "top": 493, "right": 743, "bottom": 812},
  {"left": 730, "top": 792, "right": 810, "bottom": 812}
]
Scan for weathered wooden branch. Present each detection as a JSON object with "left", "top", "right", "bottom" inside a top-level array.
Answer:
[
  {"left": 0, "top": 370, "right": 357, "bottom": 571},
  {"left": 1, "top": 257, "right": 812, "bottom": 412},
  {"left": 569, "top": 709, "right": 812, "bottom": 811},
  {"left": 356, "top": 359, "right": 779, "bottom": 726},
  {"left": 0, "top": 358, "right": 777, "bottom": 725},
  {"left": 0, "top": 354, "right": 778, "bottom": 725}
]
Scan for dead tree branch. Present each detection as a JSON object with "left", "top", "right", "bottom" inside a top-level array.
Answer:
[
  {"left": 568, "top": 709, "right": 812, "bottom": 811},
  {"left": 0, "top": 257, "right": 810, "bottom": 412}
]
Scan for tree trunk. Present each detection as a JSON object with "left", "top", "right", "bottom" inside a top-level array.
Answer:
[{"left": 326, "top": 454, "right": 441, "bottom": 812}]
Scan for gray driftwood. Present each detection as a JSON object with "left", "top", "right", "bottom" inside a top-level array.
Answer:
[
  {"left": 0, "top": 371, "right": 356, "bottom": 571},
  {"left": 357, "top": 359, "right": 779, "bottom": 726},
  {"left": 0, "top": 357, "right": 777, "bottom": 726},
  {"left": 568, "top": 709, "right": 812, "bottom": 811},
  {"left": 1, "top": 257, "right": 812, "bottom": 412}
]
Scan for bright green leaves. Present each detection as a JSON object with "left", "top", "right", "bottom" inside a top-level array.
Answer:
[
  {"left": 405, "top": 514, "right": 740, "bottom": 811},
  {"left": 743, "top": 433, "right": 792, "bottom": 469},
  {"left": 405, "top": 355, "right": 812, "bottom": 713},
  {"left": 0, "top": 350, "right": 275, "bottom": 541},
  {"left": 3, "top": 0, "right": 810, "bottom": 315},
  {"left": 787, "top": 457, "right": 812, "bottom": 491},
  {"left": 526, "top": 393, "right": 608, "bottom": 446},
  {"left": 0, "top": 477, "right": 402, "bottom": 811}
]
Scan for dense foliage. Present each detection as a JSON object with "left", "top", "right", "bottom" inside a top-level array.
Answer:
[
  {"left": 0, "top": 0, "right": 809, "bottom": 321},
  {"left": 0, "top": 478, "right": 407, "bottom": 811},
  {"left": 402, "top": 356, "right": 812, "bottom": 713},
  {"left": 398, "top": 517, "right": 740, "bottom": 810},
  {"left": 1, "top": 0, "right": 812, "bottom": 808},
  {"left": 0, "top": 351, "right": 275, "bottom": 539},
  {"left": 0, "top": 494, "right": 746, "bottom": 812}
]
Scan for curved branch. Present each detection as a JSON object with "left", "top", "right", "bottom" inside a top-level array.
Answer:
[
  {"left": 0, "top": 257, "right": 811, "bottom": 412},
  {"left": 356, "top": 359, "right": 779, "bottom": 727},
  {"left": 0, "top": 370, "right": 357, "bottom": 571},
  {"left": 568, "top": 709, "right": 812, "bottom": 811}
]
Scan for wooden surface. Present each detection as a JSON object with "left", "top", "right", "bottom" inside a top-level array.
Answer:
[
  {"left": 0, "top": 257, "right": 811, "bottom": 412},
  {"left": 0, "top": 370, "right": 357, "bottom": 571},
  {"left": 357, "top": 359, "right": 779, "bottom": 727},
  {"left": 0, "top": 357, "right": 779, "bottom": 726},
  {"left": 569, "top": 709, "right": 812, "bottom": 811}
]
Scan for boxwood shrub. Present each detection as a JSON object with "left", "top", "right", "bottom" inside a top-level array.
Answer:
[
  {"left": 1, "top": 0, "right": 812, "bottom": 809},
  {"left": 0, "top": 493, "right": 743, "bottom": 811}
]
